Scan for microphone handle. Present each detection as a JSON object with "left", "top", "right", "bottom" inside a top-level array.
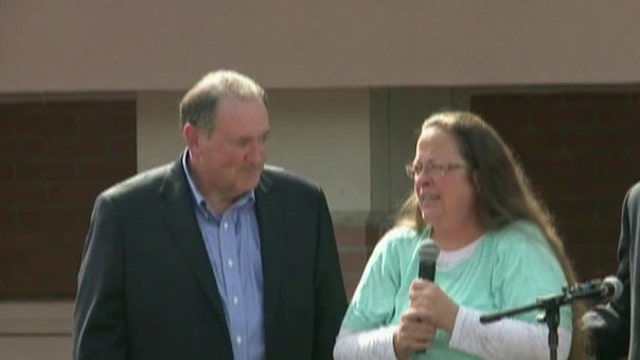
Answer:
[
  {"left": 419, "top": 260, "right": 436, "bottom": 281},
  {"left": 416, "top": 260, "right": 436, "bottom": 354}
]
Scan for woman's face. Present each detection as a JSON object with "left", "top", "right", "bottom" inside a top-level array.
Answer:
[{"left": 410, "top": 127, "right": 478, "bottom": 231}]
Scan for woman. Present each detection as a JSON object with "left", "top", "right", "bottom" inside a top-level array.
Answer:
[{"left": 333, "top": 111, "right": 586, "bottom": 359}]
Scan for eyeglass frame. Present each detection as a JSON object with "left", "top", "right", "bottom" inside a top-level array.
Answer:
[{"left": 405, "top": 161, "right": 469, "bottom": 179}]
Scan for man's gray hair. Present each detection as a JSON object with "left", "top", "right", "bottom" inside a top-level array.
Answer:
[{"left": 179, "top": 70, "right": 266, "bottom": 132}]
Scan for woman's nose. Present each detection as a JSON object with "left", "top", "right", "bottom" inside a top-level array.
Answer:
[{"left": 414, "top": 172, "right": 433, "bottom": 187}]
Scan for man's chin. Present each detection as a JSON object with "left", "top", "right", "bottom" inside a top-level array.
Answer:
[{"left": 242, "top": 177, "right": 261, "bottom": 192}]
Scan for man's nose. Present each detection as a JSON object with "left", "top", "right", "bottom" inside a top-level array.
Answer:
[{"left": 245, "top": 142, "right": 266, "bottom": 163}]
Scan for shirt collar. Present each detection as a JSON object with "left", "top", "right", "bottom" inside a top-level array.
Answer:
[{"left": 181, "top": 148, "right": 255, "bottom": 213}]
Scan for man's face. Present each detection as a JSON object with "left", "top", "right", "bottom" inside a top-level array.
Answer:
[{"left": 186, "top": 97, "right": 270, "bottom": 203}]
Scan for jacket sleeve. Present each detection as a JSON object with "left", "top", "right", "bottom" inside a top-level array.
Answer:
[
  {"left": 73, "top": 195, "right": 128, "bottom": 360},
  {"left": 312, "top": 189, "right": 348, "bottom": 360},
  {"left": 582, "top": 187, "right": 635, "bottom": 360}
]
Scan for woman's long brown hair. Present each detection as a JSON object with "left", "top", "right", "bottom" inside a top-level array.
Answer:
[{"left": 396, "top": 111, "right": 587, "bottom": 359}]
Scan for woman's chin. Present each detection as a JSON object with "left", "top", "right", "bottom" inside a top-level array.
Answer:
[{"left": 421, "top": 209, "right": 443, "bottom": 225}]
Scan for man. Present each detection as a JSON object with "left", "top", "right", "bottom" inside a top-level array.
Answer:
[
  {"left": 73, "top": 70, "right": 348, "bottom": 360},
  {"left": 583, "top": 181, "right": 639, "bottom": 359}
]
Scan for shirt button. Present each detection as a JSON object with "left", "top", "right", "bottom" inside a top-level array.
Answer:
[
  {"left": 233, "top": 296, "right": 238, "bottom": 305},
  {"left": 236, "top": 336, "right": 242, "bottom": 344},
  {"left": 223, "top": 222, "right": 229, "bottom": 230},
  {"left": 228, "top": 259, "right": 233, "bottom": 268}
]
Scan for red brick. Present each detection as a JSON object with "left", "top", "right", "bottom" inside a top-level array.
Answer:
[
  {"left": 0, "top": 183, "right": 48, "bottom": 204},
  {"left": 471, "top": 92, "right": 640, "bottom": 282},
  {"left": 552, "top": 199, "right": 601, "bottom": 228},
  {"left": 504, "top": 128, "right": 566, "bottom": 156},
  {"left": 48, "top": 136, "right": 107, "bottom": 158},
  {"left": 107, "top": 135, "right": 137, "bottom": 158},
  {"left": 527, "top": 156, "right": 599, "bottom": 194},
  {"left": 0, "top": 248, "right": 28, "bottom": 271},
  {"left": 0, "top": 209, "right": 14, "bottom": 229},
  {"left": 595, "top": 104, "right": 640, "bottom": 128},
  {"left": 40, "top": 245, "right": 83, "bottom": 297},
  {"left": 0, "top": 136, "right": 47, "bottom": 158},
  {"left": 42, "top": 241, "right": 83, "bottom": 268},
  {"left": 0, "top": 162, "right": 14, "bottom": 181},
  {"left": 334, "top": 225, "right": 367, "bottom": 247},
  {"left": 0, "top": 100, "right": 135, "bottom": 298},
  {"left": 47, "top": 270, "right": 78, "bottom": 297},
  {"left": 0, "top": 119, "right": 14, "bottom": 134},
  {"left": 16, "top": 208, "right": 82, "bottom": 232},
  {"left": 78, "top": 115, "right": 136, "bottom": 135},
  {"left": 0, "top": 253, "right": 50, "bottom": 297},
  {"left": 0, "top": 229, "right": 47, "bottom": 251},
  {"left": 571, "top": 245, "right": 617, "bottom": 280},
  {"left": 338, "top": 248, "right": 369, "bottom": 274},
  {"left": 567, "top": 129, "right": 614, "bottom": 151},
  {"left": 482, "top": 109, "right": 532, "bottom": 134},
  {"left": 48, "top": 182, "right": 102, "bottom": 206},
  {"left": 76, "top": 160, "right": 136, "bottom": 181},
  {"left": 344, "top": 273, "right": 364, "bottom": 300},
  {"left": 14, "top": 114, "right": 77, "bottom": 135},
  {"left": 46, "top": 200, "right": 95, "bottom": 220},
  {"left": 562, "top": 177, "right": 612, "bottom": 200},
  {"left": 15, "top": 161, "right": 76, "bottom": 181},
  {"left": 529, "top": 105, "right": 595, "bottom": 129},
  {"left": 600, "top": 156, "right": 640, "bottom": 180},
  {"left": 9, "top": 248, "right": 61, "bottom": 296},
  {"left": 579, "top": 180, "right": 639, "bottom": 205},
  {"left": 54, "top": 229, "right": 87, "bottom": 250},
  {"left": 47, "top": 242, "right": 83, "bottom": 267},
  {"left": 0, "top": 275, "right": 50, "bottom": 297}
]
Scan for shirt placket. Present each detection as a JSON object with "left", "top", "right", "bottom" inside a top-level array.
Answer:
[{"left": 219, "top": 211, "right": 247, "bottom": 359}]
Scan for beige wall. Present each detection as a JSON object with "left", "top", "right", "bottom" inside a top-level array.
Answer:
[
  {"left": 137, "top": 91, "right": 184, "bottom": 168},
  {"left": 0, "top": 302, "right": 72, "bottom": 360},
  {"left": 268, "top": 90, "right": 370, "bottom": 214},
  {"left": 2, "top": 2, "right": 639, "bottom": 93}
]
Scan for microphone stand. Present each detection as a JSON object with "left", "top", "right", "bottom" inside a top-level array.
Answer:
[{"left": 479, "top": 285, "right": 586, "bottom": 360}]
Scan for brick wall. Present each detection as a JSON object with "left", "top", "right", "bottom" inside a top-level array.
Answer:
[
  {"left": 0, "top": 100, "right": 136, "bottom": 298},
  {"left": 471, "top": 92, "right": 640, "bottom": 280},
  {"left": 3, "top": 93, "right": 637, "bottom": 299},
  {"left": 334, "top": 222, "right": 389, "bottom": 298}
]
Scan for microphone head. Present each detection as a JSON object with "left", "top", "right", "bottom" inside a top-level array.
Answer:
[
  {"left": 419, "top": 239, "right": 440, "bottom": 262},
  {"left": 602, "top": 276, "right": 623, "bottom": 301}
]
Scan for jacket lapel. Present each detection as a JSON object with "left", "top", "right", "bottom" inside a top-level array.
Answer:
[
  {"left": 159, "top": 160, "right": 228, "bottom": 325},
  {"left": 255, "top": 171, "right": 285, "bottom": 347}
]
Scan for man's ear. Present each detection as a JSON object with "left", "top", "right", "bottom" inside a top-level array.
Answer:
[{"left": 183, "top": 123, "right": 200, "bottom": 155}]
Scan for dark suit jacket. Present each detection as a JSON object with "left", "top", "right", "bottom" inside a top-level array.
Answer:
[
  {"left": 73, "top": 159, "right": 347, "bottom": 360},
  {"left": 616, "top": 181, "right": 639, "bottom": 360},
  {"left": 584, "top": 182, "right": 639, "bottom": 360}
]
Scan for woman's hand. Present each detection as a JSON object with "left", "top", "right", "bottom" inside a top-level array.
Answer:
[
  {"left": 409, "top": 279, "right": 459, "bottom": 333},
  {"left": 393, "top": 307, "right": 436, "bottom": 360}
]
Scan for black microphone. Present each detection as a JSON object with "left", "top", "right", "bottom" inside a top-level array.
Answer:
[
  {"left": 416, "top": 239, "right": 440, "bottom": 354},
  {"left": 418, "top": 239, "right": 440, "bottom": 281},
  {"left": 566, "top": 276, "right": 623, "bottom": 301}
]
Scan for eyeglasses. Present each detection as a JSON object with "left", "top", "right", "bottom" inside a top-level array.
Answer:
[{"left": 405, "top": 162, "right": 468, "bottom": 179}]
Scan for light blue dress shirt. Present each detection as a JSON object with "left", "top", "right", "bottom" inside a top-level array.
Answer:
[{"left": 182, "top": 150, "right": 264, "bottom": 360}]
